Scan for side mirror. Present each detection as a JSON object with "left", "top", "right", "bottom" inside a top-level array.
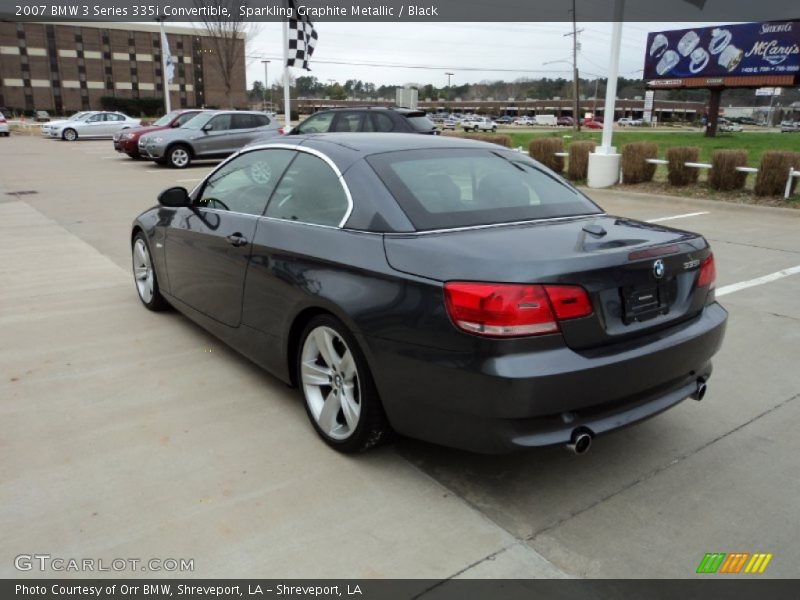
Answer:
[
  {"left": 158, "top": 186, "right": 191, "bottom": 207},
  {"left": 202, "top": 123, "right": 213, "bottom": 132}
]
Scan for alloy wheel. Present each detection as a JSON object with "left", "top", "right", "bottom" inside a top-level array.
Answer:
[
  {"left": 301, "top": 326, "right": 361, "bottom": 440},
  {"left": 133, "top": 238, "right": 154, "bottom": 303},
  {"left": 170, "top": 147, "right": 190, "bottom": 168}
]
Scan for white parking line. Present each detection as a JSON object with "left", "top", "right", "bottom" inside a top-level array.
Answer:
[
  {"left": 717, "top": 265, "right": 800, "bottom": 297},
  {"left": 646, "top": 211, "right": 710, "bottom": 223}
]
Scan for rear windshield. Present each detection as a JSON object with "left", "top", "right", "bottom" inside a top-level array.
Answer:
[
  {"left": 405, "top": 115, "right": 436, "bottom": 133},
  {"left": 367, "top": 149, "right": 601, "bottom": 231}
]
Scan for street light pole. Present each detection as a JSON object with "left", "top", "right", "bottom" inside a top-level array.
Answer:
[{"left": 261, "top": 60, "right": 271, "bottom": 111}]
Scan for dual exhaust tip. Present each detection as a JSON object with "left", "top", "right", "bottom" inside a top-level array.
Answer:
[{"left": 565, "top": 377, "right": 709, "bottom": 456}]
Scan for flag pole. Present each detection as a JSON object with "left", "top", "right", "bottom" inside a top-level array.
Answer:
[
  {"left": 158, "top": 18, "right": 171, "bottom": 114},
  {"left": 282, "top": 20, "right": 291, "bottom": 130}
]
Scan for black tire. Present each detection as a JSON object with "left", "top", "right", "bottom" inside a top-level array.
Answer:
[
  {"left": 62, "top": 128, "right": 78, "bottom": 141},
  {"left": 166, "top": 144, "right": 192, "bottom": 169},
  {"left": 132, "top": 232, "right": 168, "bottom": 311},
  {"left": 297, "top": 315, "right": 392, "bottom": 453},
  {"left": 492, "top": 126, "right": 497, "bottom": 133}
]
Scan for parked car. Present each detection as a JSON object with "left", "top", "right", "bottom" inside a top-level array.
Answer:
[
  {"left": 114, "top": 109, "right": 206, "bottom": 159},
  {"left": 34, "top": 110, "right": 51, "bottom": 122},
  {"left": 462, "top": 117, "right": 498, "bottom": 133},
  {"left": 618, "top": 117, "right": 635, "bottom": 126},
  {"left": 441, "top": 118, "right": 457, "bottom": 130},
  {"left": 0, "top": 113, "right": 9, "bottom": 137},
  {"left": 533, "top": 115, "right": 558, "bottom": 126},
  {"left": 780, "top": 121, "right": 800, "bottom": 133},
  {"left": 718, "top": 119, "right": 743, "bottom": 132},
  {"left": 583, "top": 120, "right": 603, "bottom": 129},
  {"left": 131, "top": 133, "right": 727, "bottom": 455},
  {"left": 138, "top": 110, "right": 280, "bottom": 168},
  {"left": 0, "top": 107, "right": 12, "bottom": 119},
  {"left": 495, "top": 116, "right": 513, "bottom": 125},
  {"left": 514, "top": 117, "right": 534, "bottom": 126},
  {"left": 288, "top": 107, "right": 437, "bottom": 136},
  {"left": 557, "top": 116, "right": 575, "bottom": 127},
  {"left": 41, "top": 111, "right": 97, "bottom": 137},
  {"left": 51, "top": 112, "right": 140, "bottom": 141}
]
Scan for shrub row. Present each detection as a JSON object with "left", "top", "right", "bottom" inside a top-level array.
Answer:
[
  {"left": 470, "top": 133, "right": 512, "bottom": 148},
  {"left": 527, "top": 139, "right": 800, "bottom": 197}
]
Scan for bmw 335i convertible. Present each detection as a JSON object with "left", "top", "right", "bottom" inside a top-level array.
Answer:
[{"left": 131, "top": 133, "right": 727, "bottom": 454}]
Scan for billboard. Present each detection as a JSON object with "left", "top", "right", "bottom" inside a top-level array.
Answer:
[{"left": 644, "top": 21, "right": 800, "bottom": 80}]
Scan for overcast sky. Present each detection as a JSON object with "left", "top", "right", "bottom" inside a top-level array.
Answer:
[{"left": 244, "top": 21, "right": 720, "bottom": 89}]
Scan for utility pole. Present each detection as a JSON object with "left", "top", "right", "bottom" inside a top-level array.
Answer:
[
  {"left": 445, "top": 72, "right": 454, "bottom": 100},
  {"left": 564, "top": 0, "right": 583, "bottom": 131},
  {"left": 261, "top": 60, "right": 270, "bottom": 112}
]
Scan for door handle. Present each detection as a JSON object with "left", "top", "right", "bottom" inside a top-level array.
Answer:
[{"left": 225, "top": 233, "right": 248, "bottom": 247}]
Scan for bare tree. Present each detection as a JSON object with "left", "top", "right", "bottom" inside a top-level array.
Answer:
[{"left": 193, "top": 0, "right": 260, "bottom": 108}]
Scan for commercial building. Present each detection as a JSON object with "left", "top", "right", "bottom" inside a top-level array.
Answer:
[{"left": 0, "top": 21, "right": 246, "bottom": 113}]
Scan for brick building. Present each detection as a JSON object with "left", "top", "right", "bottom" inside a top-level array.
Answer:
[{"left": 0, "top": 21, "right": 247, "bottom": 113}]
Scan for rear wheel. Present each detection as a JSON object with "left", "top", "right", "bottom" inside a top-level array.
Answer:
[
  {"left": 298, "top": 315, "right": 391, "bottom": 453},
  {"left": 62, "top": 128, "right": 77, "bottom": 141},
  {"left": 167, "top": 145, "right": 191, "bottom": 169},
  {"left": 132, "top": 232, "right": 167, "bottom": 311},
  {"left": 491, "top": 126, "right": 497, "bottom": 132}
]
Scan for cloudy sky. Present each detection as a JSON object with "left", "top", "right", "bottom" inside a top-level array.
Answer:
[{"left": 244, "top": 21, "right": 720, "bottom": 89}]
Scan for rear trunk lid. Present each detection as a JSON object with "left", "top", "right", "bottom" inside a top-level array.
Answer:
[{"left": 383, "top": 215, "right": 712, "bottom": 349}]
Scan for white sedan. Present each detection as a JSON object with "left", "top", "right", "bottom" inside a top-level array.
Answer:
[
  {"left": 41, "top": 111, "right": 97, "bottom": 137},
  {"left": 50, "top": 112, "right": 141, "bottom": 141}
]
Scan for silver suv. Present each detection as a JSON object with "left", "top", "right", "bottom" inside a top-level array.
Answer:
[{"left": 138, "top": 110, "right": 281, "bottom": 168}]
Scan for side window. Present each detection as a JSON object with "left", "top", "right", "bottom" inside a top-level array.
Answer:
[
  {"left": 372, "top": 113, "right": 395, "bottom": 132},
  {"left": 175, "top": 112, "right": 197, "bottom": 127},
  {"left": 87, "top": 114, "right": 102, "bottom": 122},
  {"left": 265, "top": 153, "right": 349, "bottom": 227},
  {"left": 253, "top": 115, "right": 270, "bottom": 127},
  {"left": 297, "top": 112, "right": 334, "bottom": 134},
  {"left": 206, "top": 114, "right": 232, "bottom": 131},
  {"left": 196, "top": 149, "right": 295, "bottom": 216},
  {"left": 331, "top": 112, "right": 362, "bottom": 132},
  {"left": 231, "top": 114, "right": 255, "bottom": 129},
  {"left": 109, "top": 114, "right": 124, "bottom": 122}
]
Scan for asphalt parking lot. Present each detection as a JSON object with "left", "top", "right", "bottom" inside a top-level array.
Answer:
[{"left": 1, "top": 136, "right": 799, "bottom": 581}]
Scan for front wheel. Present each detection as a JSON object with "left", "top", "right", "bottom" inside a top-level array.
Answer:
[
  {"left": 167, "top": 145, "right": 191, "bottom": 169},
  {"left": 491, "top": 126, "right": 497, "bottom": 132},
  {"left": 62, "top": 128, "right": 77, "bottom": 141},
  {"left": 132, "top": 233, "right": 167, "bottom": 311},
  {"left": 298, "top": 316, "right": 392, "bottom": 453}
]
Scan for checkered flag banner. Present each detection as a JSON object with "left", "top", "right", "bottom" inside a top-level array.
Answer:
[{"left": 286, "top": 0, "right": 318, "bottom": 71}]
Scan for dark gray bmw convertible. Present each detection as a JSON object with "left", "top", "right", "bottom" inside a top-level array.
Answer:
[{"left": 131, "top": 133, "right": 727, "bottom": 454}]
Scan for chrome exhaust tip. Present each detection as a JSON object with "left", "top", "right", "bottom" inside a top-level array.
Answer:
[
  {"left": 566, "top": 429, "right": 593, "bottom": 455},
  {"left": 691, "top": 377, "right": 708, "bottom": 401}
]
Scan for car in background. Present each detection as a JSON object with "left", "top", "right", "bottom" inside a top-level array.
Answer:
[
  {"left": 780, "top": 121, "right": 800, "bottom": 133},
  {"left": 114, "top": 109, "right": 205, "bottom": 159},
  {"left": 495, "top": 116, "right": 513, "bottom": 125},
  {"left": 557, "top": 116, "right": 575, "bottom": 127},
  {"left": 441, "top": 118, "right": 457, "bottom": 130},
  {"left": 51, "top": 112, "right": 140, "bottom": 141},
  {"left": 41, "top": 111, "right": 97, "bottom": 137},
  {"left": 514, "top": 117, "right": 534, "bottom": 126},
  {"left": 0, "top": 113, "right": 9, "bottom": 137},
  {"left": 131, "top": 133, "right": 726, "bottom": 454},
  {"left": 462, "top": 116, "right": 498, "bottom": 133},
  {"left": 288, "top": 107, "right": 437, "bottom": 136},
  {"left": 718, "top": 119, "right": 742, "bottom": 133},
  {"left": 34, "top": 110, "right": 51, "bottom": 122},
  {"left": 618, "top": 117, "right": 635, "bottom": 126},
  {"left": 583, "top": 120, "right": 603, "bottom": 129},
  {"left": 139, "top": 110, "right": 280, "bottom": 168}
]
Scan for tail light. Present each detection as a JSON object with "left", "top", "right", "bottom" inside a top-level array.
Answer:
[
  {"left": 278, "top": 127, "right": 285, "bottom": 135},
  {"left": 697, "top": 254, "right": 716, "bottom": 289},
  {"left": 443, "top": 282, "right": 593, "bottom": 338}
]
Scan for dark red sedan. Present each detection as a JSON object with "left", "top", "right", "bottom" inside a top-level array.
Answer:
[{"left": 113, "top": 110, "right": 204, "bottom": 158}]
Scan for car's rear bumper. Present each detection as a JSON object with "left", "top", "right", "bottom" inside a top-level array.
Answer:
[{"left": 366, "top": 302, "right": 727, "bottom": 453}]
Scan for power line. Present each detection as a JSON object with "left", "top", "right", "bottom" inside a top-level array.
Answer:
[{"left": 246, "top": 54, "right": 577, "bottom": 75}]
